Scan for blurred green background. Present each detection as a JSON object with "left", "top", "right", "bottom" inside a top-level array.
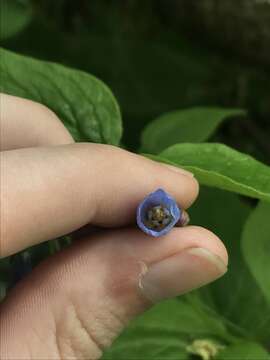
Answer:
[{"left": 1, "top": 0, "right": 270, "bottom": 159}]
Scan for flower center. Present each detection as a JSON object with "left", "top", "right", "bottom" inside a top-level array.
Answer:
[{"left": 146, "top": 205, "right": 172, "bottom": 230}]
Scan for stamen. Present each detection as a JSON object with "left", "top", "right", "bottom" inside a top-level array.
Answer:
[{"left": 146, "top": 205, "right": 172, "bottom": 230}]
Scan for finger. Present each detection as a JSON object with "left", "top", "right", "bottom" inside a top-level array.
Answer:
[
  {"left": 0, "top": 93, "right": 74, "bottom": 150},
  {"left": 1, "top": 143, "right": 199, "bottom": 257},
  {"left": 0, "top": 226, "right": 227, "bottom": 360}
]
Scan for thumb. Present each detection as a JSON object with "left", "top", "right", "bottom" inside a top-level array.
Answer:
[{"left": 0, "top": 227, "right": 227, "bottom": 360}]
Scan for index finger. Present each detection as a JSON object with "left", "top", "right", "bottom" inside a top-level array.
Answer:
[
  {"left": 1, "top": 144, "right": 199, "bottom": 257},
  {"left": 0, "top": 93, "right": 74, "bottom": 150}
]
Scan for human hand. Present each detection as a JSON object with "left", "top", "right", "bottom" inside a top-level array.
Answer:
[{"left": 0, "top": 94, "right": 228, "bottom": 359}]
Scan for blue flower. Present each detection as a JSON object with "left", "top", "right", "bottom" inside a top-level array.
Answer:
[{"left": 136, "top": 188, "right": 181, "bottom": 237}]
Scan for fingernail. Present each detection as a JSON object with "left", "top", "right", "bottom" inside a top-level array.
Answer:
[
  {"left": 139, "top": 247, "right": 227, "bottom": 302},
  {"left": 162, "top": 163, "right": 194, "bottom": 178}
]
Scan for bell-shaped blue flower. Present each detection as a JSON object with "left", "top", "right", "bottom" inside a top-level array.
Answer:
[{"left": 136, "top": 188, "right": 181, "bottom": 237}]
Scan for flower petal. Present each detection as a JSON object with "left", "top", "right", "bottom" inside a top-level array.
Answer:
[{"left": 136, "top": 188, "right": 181, "bottom": 237}]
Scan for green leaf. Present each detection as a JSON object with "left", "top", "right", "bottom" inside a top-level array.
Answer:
[
  {"left": 156, "top": 143, "right": 270, "bottom": 201},
  {"left": 242, "top": 202, "right": 270, "bottom": 304},
  {"left": 103, "top": 336, "right": 188, "bottom": 360},
  {"left": 141, "top": 107, "right": 245, "bottom": 154},
  {"left": 189, "top": 187, "right": 270, "bottom": 342},
  {"left": 0, "top": 47, "right": 122, "bottom": 145},
  {"left": 0, "top": 0, "right": 32, "bottom": 41},
  {"left": 219, "top": 342, "right": 270, "bottom": 360},
  {"left": 103, "top": 298, "right": 230, "bottom": 359}
]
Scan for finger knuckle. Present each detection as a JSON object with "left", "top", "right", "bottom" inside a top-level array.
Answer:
[{"left": 54, "top": 301, "right": 124, "bottom": 360}]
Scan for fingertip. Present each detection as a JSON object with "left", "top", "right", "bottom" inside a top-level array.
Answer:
[
  {"left": 169, "top": 175, "right": 200, "bottom": 210},
  {"left": 186, "top": 175, "right": 200, "bottom": 207},
  {"left": 179, "top": 225, "right": 229, "bottom": 267},
  {"left": 141, "top": 156, "right": 200, "bottom": 209},
  {"left": 161, "top": 163, "right": 194, "bottom": 178}
]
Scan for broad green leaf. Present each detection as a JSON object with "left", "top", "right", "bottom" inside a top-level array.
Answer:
[
  {"left": 0, "top": 0, "right": 32, "bottom": 41},
  {"left": 141, "top": 107, "right": 245, "bottom": 154},
  {"left": 189, "top": 187, "right": 270, "bottom": 342},
  {"left": 242, "top": 202, "right": 270, "bottom": 304},
  {"left": 103, "top": 298, "right": 230, "bottom": 359},
  {"left": 103, "top": 336, "right": 188, "bottom": 360},
  {"left": 156, "top": 143, "right": 270, "bottom": 201},
  {"left": 0, "top": 48, "right": 122, "bottom": 145},
  {"left": 219, "top": 342, "right": 270, "bottom": 360}
]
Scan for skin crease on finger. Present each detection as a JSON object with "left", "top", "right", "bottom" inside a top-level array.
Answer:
[{"left": 0, "top": 226, "right": 228, "bottom": 360}]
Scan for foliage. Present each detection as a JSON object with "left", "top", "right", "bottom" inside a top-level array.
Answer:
[
  {"left": 2, "top": 1, "right": 270, "bottom": 153},
  {"left": 148, "top": 143, "right": 270, "bottom": 201},
  {"left": 0, "top": 0, "right": 32, "bottom": 41},
  {"left": 0, "top": 48, "right": 122, "bottom": 144},
  {"left": 242, "top": 202, "right": 270, "bottom": 304},
  {"left": 1, "top": 1, "right": 270, "bottom": 359},
  {"left": 141, "top": 108, "right": 245, "bottom": 154}
]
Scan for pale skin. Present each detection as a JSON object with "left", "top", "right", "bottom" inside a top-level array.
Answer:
[{"left": 0, "top": 93, "right": 228, "bottom": 359}]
